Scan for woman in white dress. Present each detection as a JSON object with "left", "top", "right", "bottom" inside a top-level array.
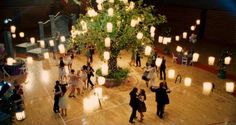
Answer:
[
  {"left": 59, "top": 92, "right": 67, "bottom": 116},
  {"left": 68, "top": 69, "right": 78, "bottom": 97},
  {"left": 80, "top": 65, "right": 88, "bottom": 89},
  {"left": 148, "top": 64, "right": 157, "bottom": 87}
]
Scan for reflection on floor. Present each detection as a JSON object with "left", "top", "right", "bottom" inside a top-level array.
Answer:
[{"left": 2, "top": 51, "right": 236, "bottom": 125}]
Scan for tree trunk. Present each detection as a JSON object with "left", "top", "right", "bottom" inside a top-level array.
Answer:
[{"left": 108, "top": 56, "right": 118, "bottom": 72}]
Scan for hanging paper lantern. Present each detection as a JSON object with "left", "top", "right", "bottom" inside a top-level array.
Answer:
[
  {"left": 196, "top": 19, "right": 200, "bottom": 25},
  {"left": 184, "top": 77, "right": 192, "bottom": 87},
  {"left": 26, "top": 56, "right": 33, "bottom": 64},
  {"left": 98, "top": 76, "right": 106, "bottom": 85},
  {"left": 158, "top": 36, "right": 163, "bottom": 43},
  {"left": 97, "top": 4, "right": 103, "bottom": 10},
  {"left": 58, "top": 44, "right": 66, "bottom": 54},
  {"left": 224, "top": 56, "right": 231, "bottom": 65},
  {"left": 104, "top": 37, "right": 111, "bottom": 47},
  {"left": 150, "top": 26, "right": 156, "bottom": 34},
  {"left": 19, "top": 32, "right": 25, "bottom": 38},
  {"left": 106, "top": 22, "right": 113, "bottom": 33},
  {"left": 10, "top": 25, "right": 16, "bottom": 33},
  {"left": 101, "top": 63, "right": 108, "bottom": 76},
  {"left": 108, "top": 8, "right": 114, "bottom": 16},
  {"left": 30, "top": 37, "right": 35, "bottom": 44},
  {"left": 129, "top": 1, "right": 135, "bottom": 9},
  {"left": 44, "top": 52, "right": 50, "bottom": 59},
  {"left": 175, "top": 35, "right": 180, "bottom": 41},
  {"left": 80, "top": 20, "right": 87, "bottom": 31},
  {"left": 87, "top": 9, "right": 98, "bottom": 17},
  {"left": 7, "top": 57, "right": 14, "bottom": 66},
  {"left": 144, "top": 46, "right": 152, "bottom": 56},
  {"left": 12, "top": 34, "right": 16, "bottom": 38},
  {"left": 176, "top": 46, "right": 182, "bottom": 52},
  {"left": 123, "top": 0, "right": 128, "bottom": 4},
  {"left": 208, "top": 56, "right": 215, "bottom": 66},
  {"left": 167, "top": 37, "right": 172, "bottom": 43},
  {"left": 49, "top": 40, "right": 54, "bottom": 47},
  {"left": 225, "top": 82, "right": 235, "bottom": 93},
  {"left": 39, "top": 40, "right": 45, "bottom": 48},
  {"left": 192, "top": 53, "right": 200, "bottom": 62},
  {"left": 168, "top": 69, "right": 175, "bottom": 79},
  {"left": 104, "top": 51, "right": 110, "bottom": 60},
  {"left": 96, "top": 0, "right": 103, "bottom": 4},
  {"left": 203, "top": 82, "right": 212, "bottom": 95},
  {"left": 190, "top": 25, "right": 196, "bottom": 31},
  {"left": 95, "top": 87, "right": 103, "bottom": 98},
  {"left": 163, "top": 37, "right": 168, "bottom": 45},
  {"left": 136, "top": 32, "right": 143, "bottom": 40},
  {"left": 109, "top": 0, "right": 114, "bottom": 3},
  {"left": 155, "top": 58, "right": 162, "bottom": 67},
  {"left": 183, "top": 32, "right": 187, "bottom": 39},
  {"left": 60, "top": 36, "right": 66, "bottom": 42},
  {"left": 130, "top": 19, "right": 137, "bottom": 27}
]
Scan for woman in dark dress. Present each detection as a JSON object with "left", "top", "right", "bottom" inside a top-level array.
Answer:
[{"left": 138, "top": 89, "right": 146, "bottom": 122}]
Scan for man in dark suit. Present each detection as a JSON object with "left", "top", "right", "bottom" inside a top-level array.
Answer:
[
  {"left": 150, "top": 82, "right": 170, "bottom": 118},
  {"left": 160, "top": 56, "right": 166, "bottom": 80},
  {"left": 129, "top": 87, "right": 139, "bottom": 123}
]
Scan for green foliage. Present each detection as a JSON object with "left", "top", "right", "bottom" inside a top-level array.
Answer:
[{"left": 96, "top": 67, "right": 129, "bottom": 80}]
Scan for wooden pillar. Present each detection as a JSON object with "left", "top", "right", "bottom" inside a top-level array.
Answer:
[
  {"left": 49, "top": 15, "right": 57, "bottom": 38},
  {"left": 38, "top": 21, "right": 44, "bottom": 39}
]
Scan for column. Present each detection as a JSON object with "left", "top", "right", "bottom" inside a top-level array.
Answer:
[
  {"left": 38, "top": 21, "right": 44, "bottom": 39},
  {"left": 198, "top": 9, "right": 208, "bottom": 39},
  {"left": 49, "top": 15, "right": 56, "bottom": 38},
  {"left": 3, "top": 31, "right": 14, "bottom": 57}
]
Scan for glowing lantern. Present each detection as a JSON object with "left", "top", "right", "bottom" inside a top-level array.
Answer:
[
  {"left": 49, "top": 40, "right": 54, "bottom": 47},
  {"left": 203, "top": 82, "right": 212, "bottom": 95},
  {"left": 19, "top": 32, "right": 25, "bottom": 38},
  {"left": 104, "top": 51, "right": 110, "bottom": 60},
  {"left": 97, "top": 4, "right": 103, "bottom": 10},
  {"left": 15, "top": 111, "right": 26, "bottom": 121},
  {"left": 150, "top": 26, "right": 156, "bottom": 33},
  {"left": 60, "top": 36, "right": 66, "bottom": 42},
  {"left": 39, "top": 40, "right": 45, "bottom": 48},
  {"left": 167, "top": 37, "right": 171, "bottom": 43},
  {"left": 208, "top": 56, "right": 215, "bottom": 66},
  {"left": 95, "top": 87, "right": 103, "bottom": 98},
  {"left": 144, "top": 46, "right": 152, "bottom": 56},
  {"left": 184, "top": 77, "right": 192, "bottom": 87},
  {"left": 225, "top": 82, "right": 235, "bottom": 93},
  {"left": 224, "top": 56, "right": 231, "bottom": 65},
  {"left": 176, "top": 46, "right": 182, "bottom": 52},
  {"left": 30, "top": 37, "right": 35, "bottom": 44},
  {"left": 87, "top": 9, "right": 98, "bottom": 17},
  {"left": 196, "top": 19, "right": 200, "bottom": 25},
  {"left": 158, "top": 36, "right": 163, "bottom": 43},
  {"left": 80, "top": 20, "right": 87, "bottom": 31},
  {"left": 101, "top": 63, "right": 108, "bottom": 76},
  {"left": 109, "top": 0, "right": 114, "bottom": 3},
  {"left": 175, "top": 35, "right": 180, "bottom": 41},
  {"left": 26, "top": 56, "right": 33, "bottom": 64},
  {"left": 10, "top": 25, "right": 16, "bottom": 33},
  {"left": 136, "top": 32, "right": 143, "bottom": 40},
  {"left": 151, "top": 33, "right": 155, "bottom": 38},
  {"left": 129, "top": 1, "right": 135, "bottom": 9},
  {"left": 130, "top": 19, "right": 136, "bottom": 27},
  {"left": 192, "top": 53, "right": 199, "bottom": 62},
  {"left": 96, "top": 0, "right": 103, "bottom": 4},
  {"left": 123, "top": 0, "right": 128, "bottom": 4},
  {"left": 44, "top": 52, "right": 49, "bottom": 59},
  {"left": 58, "top": 44, "right": 65, "bottom": 54},
  {"left": 106, "top": 22, "right": 113, "bottom": 33},
  {"left": 183, "top": 32, "right": 187, "bottom": 39},
  {"left": 190, "top": 25, "right": 196, "bottom": 31},
  {"left": 98, "top": 76, "right": 106, "bottom": 85},
  {"left": 12, "top": 34, "right": 16, "bottom": 38},
  {"left": 168, "top": 69, "right": 175, "bottom": 79},
  {"left": 7, "top": 57, "right": 14, "bottom": 66},
  {"left": 108, "top": 8, "right": 114, "bottom": 16},
  {"left": 163, "top": 37, "right": 168, "bottom": 45},
  {"left": 155, "top": 58, "right": 162, "bottom": 67},
  {"left": 104, "top": 37, "right": 111, "bottom": 47}
]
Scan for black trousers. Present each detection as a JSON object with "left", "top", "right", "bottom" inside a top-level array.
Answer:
[
  {"left": 160, "top": 69, "right": 166, "bottom": 80},
  {"left": 53, "top": 95, "right": 60, "bottom": 113},
  {"left": 87, "top": 74, "right": 94, "bottom": 88},
  {"left": 157, "top": 103, "right": 165, "bottom": 118},
  {"left": 136, "top": 58, "right": 141, "bottom": 67},
  {"left": 129, "top": 107, "right": 138, "bottom": 122}
]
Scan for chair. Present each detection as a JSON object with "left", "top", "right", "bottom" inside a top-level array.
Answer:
[
  {"left": 182, "top": 56, "right": 188, "bottom": 65},
  {"left": 1, "top": 66, "right": 10, "bottom": 79},
  {"left": 172, "top": 53, "right": 177, "bottom": 63}
]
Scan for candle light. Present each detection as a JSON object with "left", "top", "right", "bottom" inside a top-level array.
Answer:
[
  {"left": 192, "top": 53, "right": 199, "bottom": 62},
  {"left": 101, "top": 63, "right": 108, "bottom": 76},
  {"left": 224, "top": 56, "right": 231, "bottom": 65},
  {"left": 30, "top": 37, "right": 35, "bottom": 44},
  {"left": 49, "top": 40, "right": 54, "bottom": 47},
  {"left": 144, "top": 46, "right": 152, "bottom": 56},
  {"left": 15, "top": 111, "right": 26, "bottom": 121},
  {"left": 176, "top": 46, "right": 182, "bottom": 52},
  {"left": 208, "top": 56, "right": 215, "bottom": 66},
  {"left": 136, "top": 32, "right": 143, "bottom": 40},
  {"left": 175, "top": 35, "right": 180, "bottom": 41},
  {"left": 184, "top": 77, "right": 192, "bottom": 87},
  {"left": 190, "top": 25, "right": 196, "bottom": 31},
  {"left": 183, "top": 32, "right": 187, "bottom": 39},
  {"left": 107, "top": 22, "right": 113, "bottom": 33},
  {"left": 203, "top": 82, "right": 212, "bottom": 95},
  {"left": 104, "top": 51, "right": 110, "bottom": 60},
  {"left": 196, "top": 19, "right": 200, "bottom": 25},
  {"left": 10, "top": 25, "right": 16, "bottom": 33},
  {"left": 104, "top": 37, "right": 111, "bottom": 47},
  {"left": 12, "top": 34, "right": 16, "bottom": 38},
  {"left": 98, "top": 76, "right": 106, "bottom": 85},
  {"left": 19, "top": 32, "right": 25, "bottom": 38},
  {"left": 168, "top": 69, "right": 175, "bottom": 79},
  {"left": 158, "top": 36, "right": 163, "bottom": 43},
  {"left": 225, "top": 82, "right": 235, "bottom": 93},
  {"left": 7, "top": 57, "right": 14, "bottom": 66},
  {"left": 58, "top": 44, "right": 65, "bottom": 54}
]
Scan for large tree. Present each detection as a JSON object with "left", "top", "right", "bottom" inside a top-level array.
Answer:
[{"left": 69, "top": 0, "right": 166, "bottom": 72}]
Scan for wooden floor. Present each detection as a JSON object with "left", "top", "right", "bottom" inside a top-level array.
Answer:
[{"left": 3, "top": 51, "right": 236, "bottom": 125}]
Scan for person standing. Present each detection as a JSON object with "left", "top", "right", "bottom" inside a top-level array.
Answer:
[
  {"left": 67, "top": 54, "right": 74, "bottom": 70},
  {"left": 53, "top": 81, "right": 62, "bottom": 113},
  {"left": 86, "top": 63, "right": 94, "bottom": 89},
  {"left": 68, "top": 69, "right": 78, "bottom": 97},
  {"left": 129, "top": 87, "right": 139, "bottom": 123},
  {"left": 80, "top": 65, "right": 88, "bottom": 89},
  {"left": 138, "top": 89, "right": 146, "bottom": 122},
  {"left": 136, "top": 51, "right": 141, "bottom": 67},
  {"left": 160, "top": 56, "right": 166, "bottom": 80},
  {"left": 150, "top": 82, "right": 170, "bottom": 118},
  {"left": 58, "top": 57, "right": 66, "bottom": 82},
  {"left": 59, "top": 91, "right": 68, "bottom": 116}
]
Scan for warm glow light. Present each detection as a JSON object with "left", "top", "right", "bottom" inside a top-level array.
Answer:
[
  {"left": 224, "top": 56, "right": 231, "bottom": 65},
  {"left": 26, "top": 56, "right": 33, "bottom": 64},
  {"left": 158, "top": 36, "right": 163, "bottom": 43},
  {"left": 40, "top": 40, "right": 45, "bottom": 48},
  {"left": 80, "top": 20, "right": 87, "bottom": 31},
  {"left": 163, "top": 37, "right": 168, "bottom": 45},
  {"left": 129, "top": 1, "right": 135, "bottom": 10},
  {"left": 95, "top": 87, "right": 103, "bottom": 98},
  {"left": 44, "top": 52, "right": 49, "bottom": 59},
  {"left": 208, "top": 56, "right": 215, "bottom": 66},
  {"left": 136, "top": 32, "right": 143, "bottom": 40},
  {"left": 190, "top": 25, "right": 196, "bottom": 31},
  {"left": 109, "top": 0, "right": 114, "bottom": 3},
  {"left": 87, "top": 9, "right": 98, "bottom": 17},
  {"left": 167, "top": 37, "right": 171, "bottom": 43},
  {"left": 108, "top": 8, "right": 114, "bottom": 16},
  {"left": 107, "top": 22, "right": 113, "bottom": 33},
  {"left": 101, "top": 63, "right": 108, "bottom": 76},
  {"left": 192, "top": 53, "right": 200, "bottom": 62},
  {"left": 151, "top": 32, "right": 155, "bottom": 38},
  {"left": 83, "top": 95, "right": 100, "bottom": 113},
  {"left": 60, "top": 36, "right": 66, "bottom": 42},
  {"left": 203, "top": 82, "right": 212, "bottom": 95},
  {"left": 196, "top": 19, "right": 201, "bottom": 25},
  {"left": 175, "top": 36, "right": 180, "bottom": 41},
  {"left": 10, "top": 25, "right": 16, "bottom": 33},
  {"left": 168, "top": 69, "right": 175, "bottom": 79},
  {"left": 97, "top": 4, "right": 103, "bottom": 10},
  {"left": 144, "top": 46, "right": 152, "bottom": 56},
  {"left": 12, "top": 34, "right": 16, "bottom": 38},
  {"left": 30, "top": 37, "right": 35, "bottom": 44},
  {"left": 7, "top": 57, "right": 14, "bottom": 66},
  {"left": 104, "top": 51, "right": 110, "bottom": 60},
  {"left": 58, "top": 44, "right": 66, "bottom": 54},
  {"left": 155, "top": 57, "right": 162, "bottom": 67},
  {"left": 49, "top": 40, "right": 54, "bottom": 47},
  {"left": 150, "top": 26, "right": 156, "bottom": 34},
  {"left": 98, "top": 76, "right": 106, "bottom": 85},
  {"left": 15, "top": 111, "right": 26, "bottom": 121},
  {"left": 96, "top": 0, "right": 103, "bottom": 4},
  {"left": 225, "top": 82, "right": 235, "bottom": 93},
  {"left": 123, "top": 0, "right": 128, "bottom": 4},
  {"left": 130, "top": 19, "right": 137, "bottom": 27},
  {"left": 176, "top": 46, "right": 182, "bottom": 52},
  {"left": 184, "top": 77, "right": 192, "bottom": 87},
  {"left": 183, "top": 32, "right": 187, "bottom": 39},
  {"left": 19, "top": 32, "right": 25, "bottom": 38},
  {"left": 104, "top": 37, "right": 111, "bottom": 47}
]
